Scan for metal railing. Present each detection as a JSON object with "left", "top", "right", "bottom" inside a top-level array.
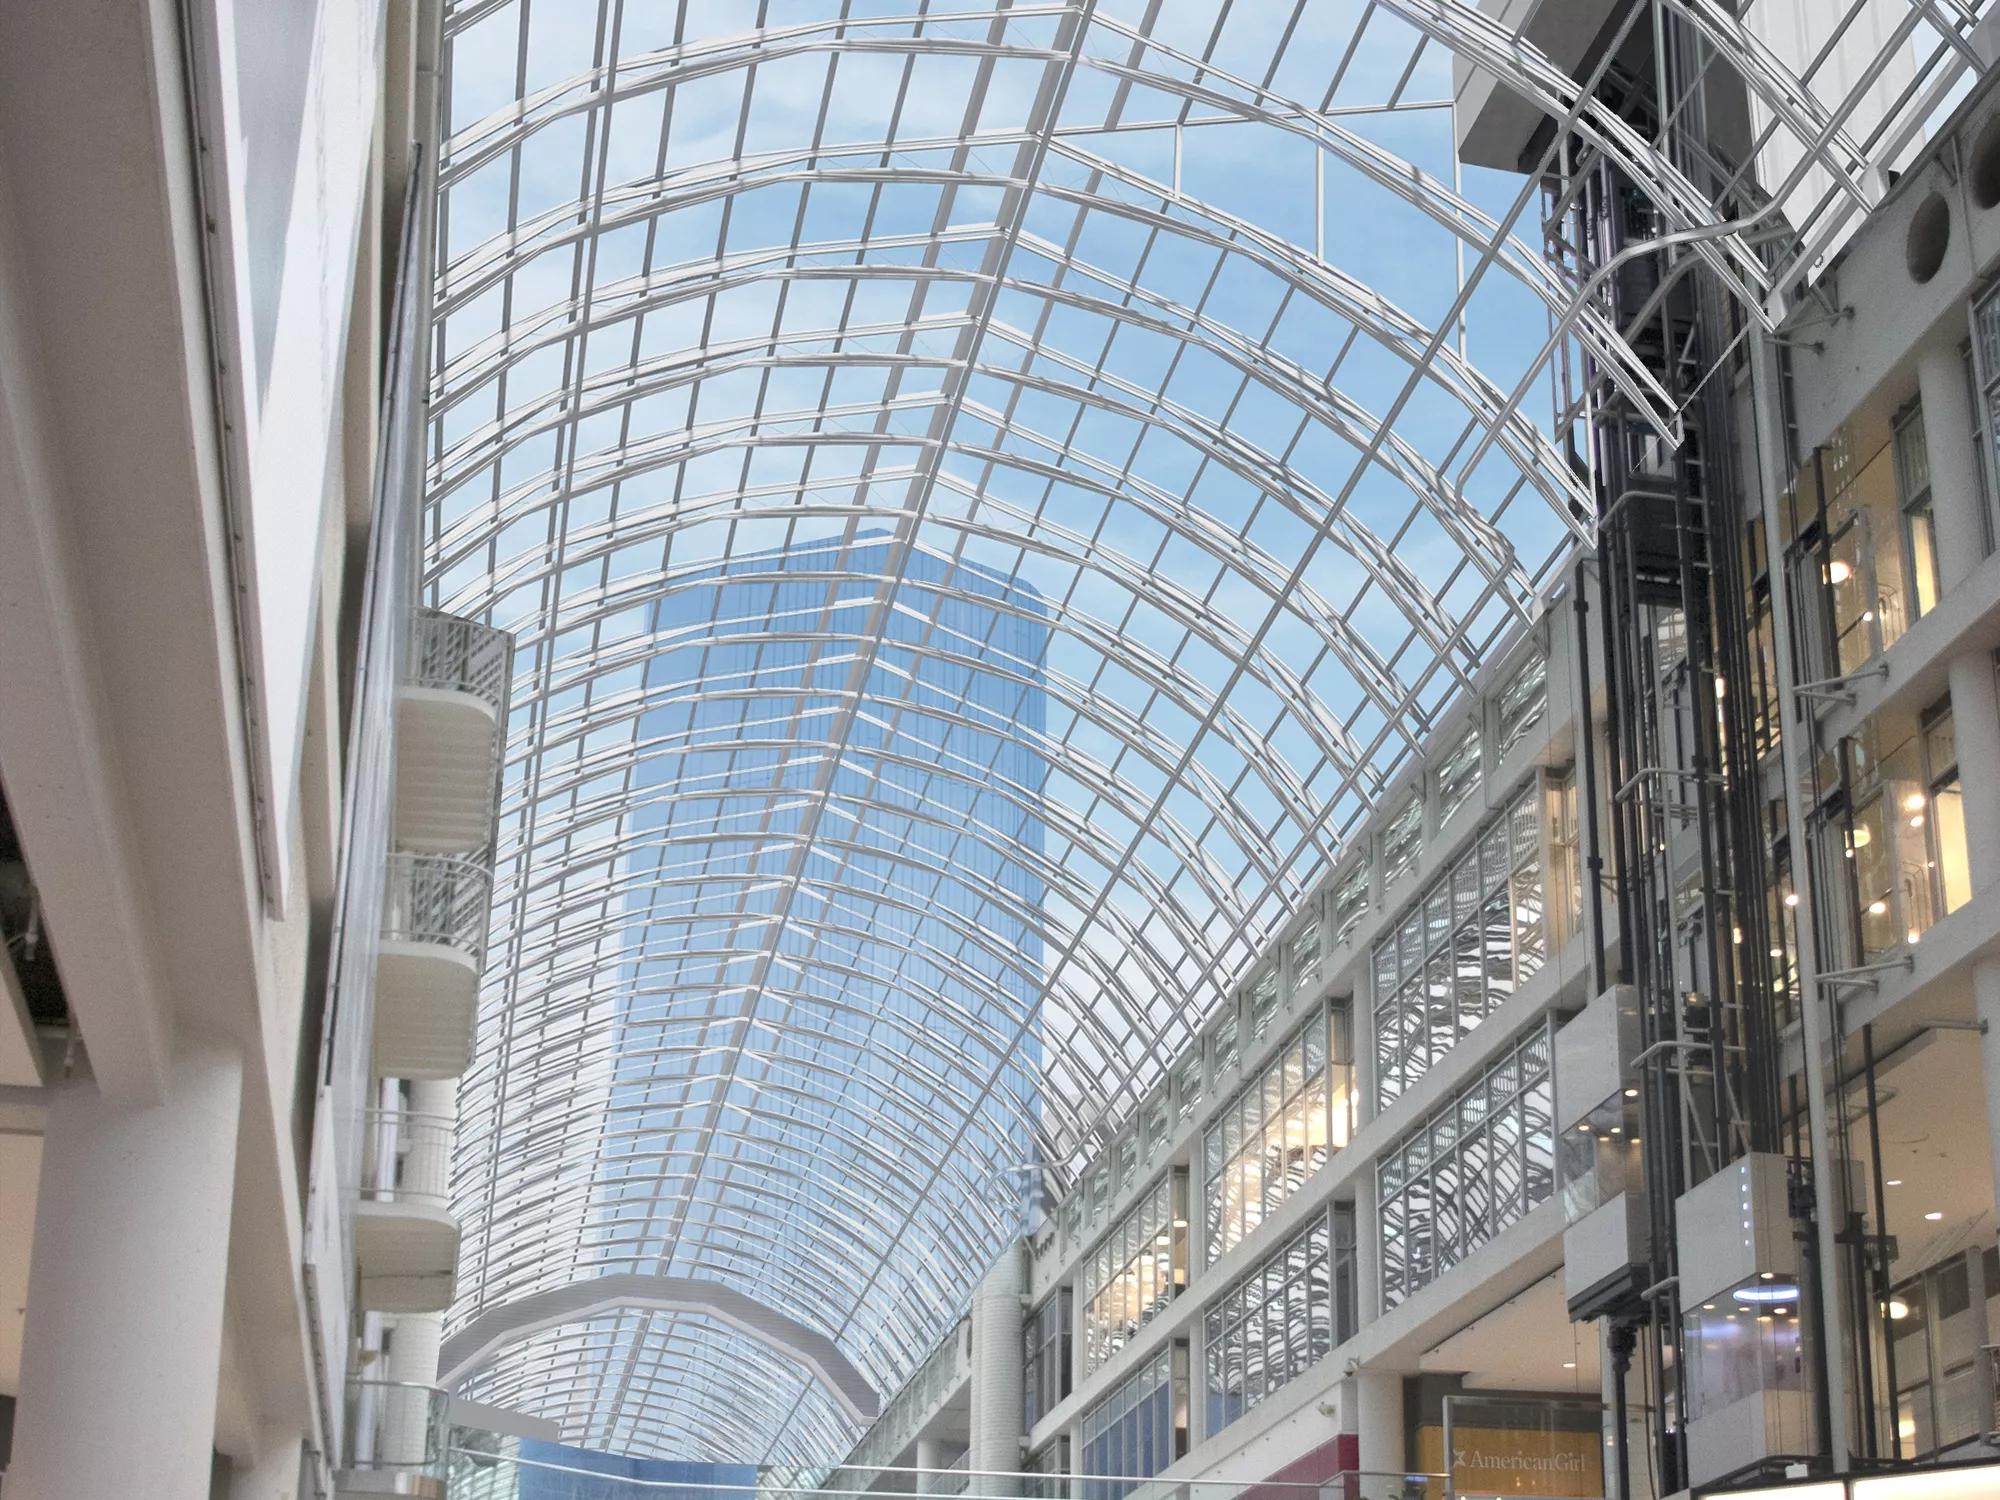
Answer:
[
  {"left": 345, "top": 1379, "right": 449, "bottom": 1475},
  {"left": 444, "top": 1454, "right": 1447, "bottom": 1500},
  {"left": 380, "top": 850, "right": 492, "bottom": 963},
  {"left": 408, "top": 607, "right": 510, "bottom": 718},
  {"left": 834, "top": 1315, "right": 971, "bottom": 1475},
  {"left": 359, "top": 1108, "right": 455, "bottom": 1209}
]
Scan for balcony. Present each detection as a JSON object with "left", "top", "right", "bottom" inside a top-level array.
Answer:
[
  {"left": 336, "top": 1379, "right": 448, "bottom": 1499},
  {"left": 373, "top": 853, "right": 491, "bottom": 1080},
  {"left": 354, "top": 1109, "right": 458, "bottom": 1314},
  {"left": 396, "top": 608, "right": 509, "bottom": 854}
]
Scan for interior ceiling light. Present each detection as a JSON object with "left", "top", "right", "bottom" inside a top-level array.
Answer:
[{"left": 1733, "top": 1283, "right": 1799, "bottom": 1305}]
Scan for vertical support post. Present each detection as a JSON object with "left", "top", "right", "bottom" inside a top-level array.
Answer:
[
  {"left": 8, "top": 1042, "right": 244, "bottom": 1500},
  {"left": 970, "top": 1243, "right": 1025, "bottom": 1492},
  {"left": 1749, "top": 328, "right": 1851, "bottom": 1469}
]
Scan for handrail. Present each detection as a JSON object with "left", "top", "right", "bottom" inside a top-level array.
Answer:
[
  {"left": 359, "top": 1108, "right": 455, "bottom": 1207},
  {"left": 345, "top": 1378, "right": 449, "bottom": 1473},
  {"left": 381, "top": 849, "right": 493, "bottom": 962},
  {"left": 408, "top": 606, "right": 510, "bottom": 718}
]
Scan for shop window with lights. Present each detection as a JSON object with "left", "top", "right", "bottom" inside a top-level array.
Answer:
[
  {"left": 1922, "top": 699, "right": 1971, "bottom": 918},
  {"left": 1764, "top": 801, "right": 1801, "bottom": 1030},
  {"left": 1080, "top": 1171, "right": 1189, "bottom": 1378},
  {"left": 1202, "top": 1007, "right": 1350, "bottom": 1263},
  {"left": 1785, "top": 426, "right": 1914, "bottom": 682},
  {"left": 1889, "top": 1250, "right": 1986, "bottom": 1460},
  {"left": 1894, "top": 400, "right": 1942, "bottom": 621},
  {"left": 1377, "top": 1021, "right": 1555, "bottom": 1309},
  {"left": 1807, "top": 722, "right": 1940, "bottom": 964},
  {"left": 1201, "top": 1206, "right": 1351, "bottom": 1437}
]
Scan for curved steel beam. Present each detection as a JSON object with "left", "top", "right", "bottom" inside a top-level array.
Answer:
[{"left": 438, "top": 1275, "right": 883, "bottom": 1423}]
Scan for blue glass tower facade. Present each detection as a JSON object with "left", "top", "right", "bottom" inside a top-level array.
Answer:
[{"left": 572, "top": 530, "right": 1049, "bottom": 1452}]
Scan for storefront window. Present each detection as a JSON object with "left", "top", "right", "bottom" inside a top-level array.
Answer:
[
  {"left": 1894, "top": 401, "right": 1941, "bottom": 620},
  {"left": 1923, "top": 700, "right": 1971, "bottom": 917},
  {"left": 1202, "top": 1008, "right": 1348, "bottom": 1263},
  {"left": 1201, "top": 1206, "right": 1351, "bottom": 1436},
  {"left": 1372, "top": 780, "right": 1556, "bottom": 1109},
  {"left": 1788, "top": 426, "right": 1914, "bottom": 681},
  {"left": 1378, "top": 1021, "right": 1555, "bottom": 1309},
  {"left": 1891, "top": 1250, "right": 1986, "bottom": 1459},
  {"left": 1809, "top": 722, "right": 1944, "bottom": 963},
  {"left": 1172, "top": 1053, "right": 1203, "bottom": 1127},
  {"left": 1081, "top": 1172, "right": 1188, "bottom": 1377},
  {"left": 1080, "top": 1343, "right": 1188, "bottom": 1500},
  {"left": 1245, "top": 967, "right": 1279, "bottom": 1043}
]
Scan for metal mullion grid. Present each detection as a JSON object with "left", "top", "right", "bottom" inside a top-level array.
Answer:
[
  {"left": 576, "top": 5, "right": 1096, "bottom": 1448},
  {"left": 962, "top": 144, "right": 1273, "bottom": 1102},
  {"left": 414, "top": 0, "right": 1776, "bottom": 1464}
]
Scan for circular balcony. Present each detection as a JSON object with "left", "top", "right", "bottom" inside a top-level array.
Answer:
[{"left": 372, "top": 852, "right": 491, "bottom": 1080}]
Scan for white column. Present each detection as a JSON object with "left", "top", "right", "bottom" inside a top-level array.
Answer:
[
  {"left": 916, "top": 1433, "right": 947, "bottom": 1495},
  {"left": 1920, "top": 342, "right": 2000, "bottom": 1233},
  {"left": 969, "top": 1244, "right": 1025, "bottom": 1490},
  {"left": 1352, "top": 1368, "right": 1405, "bottom": 1479},
  {"left": 224, "top": 1433, "right": 307, "bottom": 1500},
  {"left": 1919, "top": 339, "right": 1991, "bottom": 592},
  {"left": 1353, "top": 1174, "right": 1382, "bottom": 1325},
  {"left": 8, "top": 1041, "right": 243, "bottom": 1500},
  {"left": 381, "top": 1312, "right": 446, "bottom": 1466}
]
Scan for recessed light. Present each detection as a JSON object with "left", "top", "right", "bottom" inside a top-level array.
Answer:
[
  {"left": 1886, "top": 1179, "right": 1902, "bottom": 1187},
  {"left": 1925, "top": 1211, "right": 1944, "bottom": 1221},
  {"left": 1623, "top": 1087, "right": 1639, "bottom": 1098},
  {"left": 1562, "top": 1361, "right": 1576, "bottom": 1369}
]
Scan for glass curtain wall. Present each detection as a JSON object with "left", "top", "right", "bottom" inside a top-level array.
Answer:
[
  {"left": 1371, "top": 781, "right": 1552, "bottom": 1110},
  {"left": 1808, "top": 700, "right": 1973, "bottom": 965},
  {"left": 1024, "top": 1288, "right": 1073, "bottom": 1431},
  {"left": 1377, "top": 1021, "right": 1557, "bottom": 1309},
  {"left": 1201, "top": 1206, "right": 1354, "bottom": 1436},
  {"left": 1891, "top": 1246, "right": 1997, "bottom": 1459},
  {"left": 1079, "top": 1343, "right": 1189, "bottom": 1500}
]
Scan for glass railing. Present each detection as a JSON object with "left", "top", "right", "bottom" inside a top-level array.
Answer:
[
  {"left": 444, "top": 1450, "right": 1449, "bottom": 1500},
  {"left": 348, "top": 1378, "right": 450, "bottom": 1474}
]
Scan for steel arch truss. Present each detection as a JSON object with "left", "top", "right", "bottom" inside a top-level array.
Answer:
[{"left": 426, "top": 0, "right": 1996, "bottom": 1463}]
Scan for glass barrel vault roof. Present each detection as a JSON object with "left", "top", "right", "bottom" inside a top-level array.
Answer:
[{"left": 422, "top": 0, "right": 1996, "bottom": 1462}]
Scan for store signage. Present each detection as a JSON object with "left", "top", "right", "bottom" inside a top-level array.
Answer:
[{"left": 1416, "top": 1422, "right": 1605, "bottom": 1498}]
